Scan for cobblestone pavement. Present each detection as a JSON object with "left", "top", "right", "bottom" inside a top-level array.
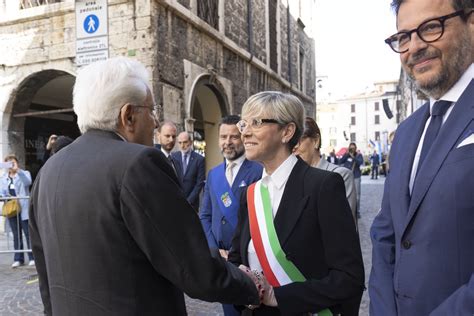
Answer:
[
  {"left": 0, "top": 176, "right": 384, "bottom": 315},
  {"left": 358, "top": 175, "right": 386, "bottom": 316}
]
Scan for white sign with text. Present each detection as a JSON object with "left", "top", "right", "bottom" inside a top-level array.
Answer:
[{"left": 75, "top": 0, "right": 109, "bottom": 66}]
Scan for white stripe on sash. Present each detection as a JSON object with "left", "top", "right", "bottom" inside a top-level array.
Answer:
[{"left": 254, "top": 181, "right": 292, "bottom": 285}]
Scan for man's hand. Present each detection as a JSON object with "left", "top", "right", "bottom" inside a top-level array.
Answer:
[
  {"left": 238, "top": 266, "right": 278, "bottom": 308},
  {"left": 218, "top": 249, "right": 229, "bottom": 260},
  {"left": 10, "top": 160, "right": 18, "bottom": 172},
  {"left": 239, "top": 265, "right": 263, "bottom": 309}
]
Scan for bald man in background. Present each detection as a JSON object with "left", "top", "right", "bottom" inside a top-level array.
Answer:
[{"left": 171, "top": 132, "right": 205, "bottom": 211}]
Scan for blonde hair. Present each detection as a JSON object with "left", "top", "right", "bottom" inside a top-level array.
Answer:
[{"left": 241, "top": 91, "right": 305, "bottom": 149}]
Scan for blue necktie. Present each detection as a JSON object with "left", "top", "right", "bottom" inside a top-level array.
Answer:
[
  {"left": 417, "top": 100, "right": 452, "bottom": 171},
  {"left": 182, "top": 153, "right": 188, "bottom": 175}
]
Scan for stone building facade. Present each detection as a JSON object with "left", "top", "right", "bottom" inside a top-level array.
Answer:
[{"left": 0, "top": 0, "right": 315, "bottom": 174}]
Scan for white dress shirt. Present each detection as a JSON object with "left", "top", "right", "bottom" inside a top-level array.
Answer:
[
  {"left": 225, "top": 154, "right": 245, "bottom": 186},
  {"left": 248, "top": 154, "right": 298, "bottom": 272},
  {"left": 161, "top": 147, "right": 171, "bottom": 158},
  {"left": 409, "top": 63, "right": 474, "bottom": 193}
]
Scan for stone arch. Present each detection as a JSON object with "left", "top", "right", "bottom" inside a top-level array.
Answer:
[
  {"left": 2, "top": 69, "right": 79, "bottom": 179},
  {"left": 187, "top": 74, "right": 230, "bottom": 172}
]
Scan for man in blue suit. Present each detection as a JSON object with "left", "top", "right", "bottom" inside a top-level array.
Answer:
[
  {"left": 171, "top": 131, "right": 205, "bottom": 211},
  {"left": 370, "top": 150, "right": 380, "bottom": 180},
  {"left": 200, "top": 115, "right": 262, "bottom": 316},
  {"left": 370, "top": 1, "right": 474, "bottom": 315}
]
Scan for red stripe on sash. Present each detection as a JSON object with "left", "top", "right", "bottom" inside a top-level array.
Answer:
[{"left": 247, "top": 183, "right": 280, "bottom": 287}]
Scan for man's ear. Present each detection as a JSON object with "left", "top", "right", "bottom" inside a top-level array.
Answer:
[{"left": 118, "top": 104, "right": 136, "bottom": 132}]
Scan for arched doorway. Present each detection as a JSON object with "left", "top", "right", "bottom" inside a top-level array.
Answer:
[
  {"left": 189, "top": 75, "right": 229, "bottom": 172},
  {"left": 5, "top": 70, "right": 80, "bottom": 180}
]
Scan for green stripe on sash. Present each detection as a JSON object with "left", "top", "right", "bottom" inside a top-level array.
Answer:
[
  {"left": 260, "top": 184, "right": 333, "bottom": 316},
  {"left": 260, "top": 184, "right": 305, "bottom": 282}
]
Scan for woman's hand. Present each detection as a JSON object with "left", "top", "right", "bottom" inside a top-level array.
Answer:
[
  {"left": 259, "top": 272, "right": 277, "bottom": 307},
  {"left": 238, "top": 266, "right": 278, "bottom": 308},
  {"left": 239, "top": 265, "right": 263, "bottom": 309}
]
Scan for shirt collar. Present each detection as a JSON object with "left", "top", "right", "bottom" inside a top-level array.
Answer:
[
  {"left": 114, "top": 132, "right": 127, "bottom": 142},
  {"left": 261, "top": 154, "right": 298, "bottom": 190},
  {"left": 430, "top": 63, "right": 474, "bottom": 112},
  {"left": 226, "top": 154, "right": 245, "bottom": 168},
  {"left": 161, "top": 147, "right": 171, "bottom": 157},
  {"left": 181, "top": 148, "right": 192, "bottom": 156}
]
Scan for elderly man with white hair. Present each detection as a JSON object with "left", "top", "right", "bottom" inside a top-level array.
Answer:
[{"left": 29, "top": 57, "right": 260, "bottom": 316}]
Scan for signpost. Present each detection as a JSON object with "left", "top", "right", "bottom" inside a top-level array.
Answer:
[{"left": 75, "top": 0, "right": 108, "bottom": 66}]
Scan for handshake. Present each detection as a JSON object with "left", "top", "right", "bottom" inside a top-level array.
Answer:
[{"left": 239, "top": 265, "right": 278, "bottom": 309}]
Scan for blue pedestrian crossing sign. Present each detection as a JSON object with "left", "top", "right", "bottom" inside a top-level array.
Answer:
[
  {"left": 75, "top": 0, "right": 108, "bottom": 39},
  {"left": 84, "top": 14, "right": 99, "bottom": 34}
]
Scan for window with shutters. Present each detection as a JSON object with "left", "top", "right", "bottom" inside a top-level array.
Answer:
[{"left": 197, "top": 0, "right": 219, "bottom": 30}]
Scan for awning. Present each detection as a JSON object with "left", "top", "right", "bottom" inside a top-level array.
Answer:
[{"left": 336, "top": 147, "right": 347, "bottom": 157}]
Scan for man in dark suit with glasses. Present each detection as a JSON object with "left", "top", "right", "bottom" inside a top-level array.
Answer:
[{"left": 370, "top": 1, "right": 474, "bottom": 315}]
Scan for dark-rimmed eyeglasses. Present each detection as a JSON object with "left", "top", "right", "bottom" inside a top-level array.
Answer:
[
  {"left": 236, "top": 118, "right": 281, "bottom": 133},
  {"left": 385, "top": 9, "right": 473, "bottom": 53}
]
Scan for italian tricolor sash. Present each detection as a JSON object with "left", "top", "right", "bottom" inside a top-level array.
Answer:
[{"left": 247, "top": 181, "right": 332, "bottom": 316}]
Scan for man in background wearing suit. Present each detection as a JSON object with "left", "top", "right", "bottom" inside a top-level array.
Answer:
[
  {"left": 200, "top": 115, "right": 262, "bottom": 316},
  {"left": 171, "top": 131, "right": 205, "bottom": 211},
  {"left": 155, "top": 121, "right": 177, "bottom": 158},
  {"left": 327, "top": 149, "right": 339, "bottom": 164},
  {"left": 339, "top": 142, "right": 364, "bottom": 218},
  {"left": 29, "top": 57, "right": 260, "bottom": 316},
  {"left": 370, "top": 1, "right": 474, "bottom": 315},
  {"left": 155, "top": 121, "right": 178, "bottom": 171}
]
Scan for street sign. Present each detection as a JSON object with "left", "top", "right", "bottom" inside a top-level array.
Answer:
[
  {"left": 76, "top": 37, "right": 108, "bottom": 53},
  {"left": 76, "top": 50, "right": 109, "bottom": 66},
  {"left": 75, "top": 0, "right": 108, "bottom": 66}
]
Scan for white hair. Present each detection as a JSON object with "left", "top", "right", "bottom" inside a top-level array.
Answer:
[{"left": 73, "top": 57, "right": 150, "bottom": 133}]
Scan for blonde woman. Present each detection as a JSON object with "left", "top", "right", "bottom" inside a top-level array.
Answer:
[{"left": 229, "top": 91, "right": 364, "bottom": 315}]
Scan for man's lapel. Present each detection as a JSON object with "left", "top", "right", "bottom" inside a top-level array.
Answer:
[
  {"left": 397, "top": 104, "right": 430, "bottom": 218},
  {"left": 232, "top": 159, "right": 250, "bottom": 191},
  {"left": 405, "top": 80, "right": 474, "bottom": 229},
  {"left": 173, "top": 152, "right": 183, "bottom": 177},
  {"left": 273, "top": 159, "right": 309, "bottom": 247},
  {"left": 241, "top": 211, "right": 251, "bottom": 265}
]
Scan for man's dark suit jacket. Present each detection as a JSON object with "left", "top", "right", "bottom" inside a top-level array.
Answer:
[
  {"left": 370, "top": 79, "right": 474, "bottom": 315},
  {"left": 171, "top": 150, "right": 205, "bottom": 210},
  {"left": 228, "top": 158, "right": 364, "bottom": 315},
  {"left": 29, "top": 130, "right": 259, "bottom": 316}
]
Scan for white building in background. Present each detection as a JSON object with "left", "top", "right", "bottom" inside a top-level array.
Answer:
[
  {"left": 316, "top": 101, "right": 347, "bottom": 155},
  {"left": 317, "top": 80, "right": 400, "bottom": 157},
  {"left": 338, "top": 81, "right": 400, "bottom": 156}
]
